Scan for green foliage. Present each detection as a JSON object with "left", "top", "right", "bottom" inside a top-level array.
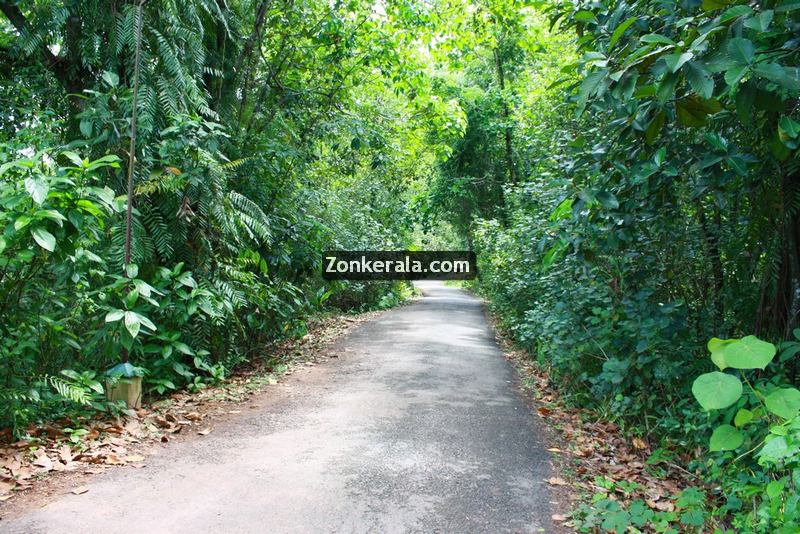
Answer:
[
  {"left": 1, "top": 0, "right": 798, "bottom": 528},
  {"left": 0, "top": 0, "right": 453, "bottom": 434},
  {"left": 422, "top": 0, "right": 800, "bottom": 529},
  {"left": 690, "top": 335, "right": 800, "bottom": 530},
  {"left": 573, "top": 487, "right": 709, "bottom": 533}
]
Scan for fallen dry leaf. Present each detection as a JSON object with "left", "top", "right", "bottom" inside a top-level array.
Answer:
[
  {"left": 197, "top": 427, "right": 212, "bottom": 436},
  {"left": 58, "top": 444, "right": 73, "bottom": 464},
  {"left": 551, "top": 514, "right": 567, "bottom": 522},
  {"left": 0, "top": 480, "right": 16, "bottom": 495},
  {"left": 104, "top": 453, "right": 125, "bottom": 466},
  {"left": 124, "top": 455, "right": 145, "bottom": 463},
  {"left": 546, "top": 477, "right": 568, "bottom": 486},
  {"left": 71, "top": 486, "right": 89, "bottom": 495},
  {"left": 632, "top": 437, "right": 648, "bottom": 450},
  {"left": 33, "top": 455, "right": 53, "bottom": 471}
]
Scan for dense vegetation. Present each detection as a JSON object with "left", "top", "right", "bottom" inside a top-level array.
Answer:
[
  {"left": 426, "top": 0, "right": 800, "bottom": 531},
  {"left": 2, "top": 0, "right": 800, "bottom": 531},
  {"left": 0, "top": 0, "right": 461, "bottom": 428}
]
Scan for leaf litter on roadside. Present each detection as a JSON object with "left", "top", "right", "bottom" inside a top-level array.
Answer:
[
  {"left": 491, "top": 317, "right": 699, "bottom": 530},
  {"left": 0, "top": 312, "right": 379, "bottom": 501}
]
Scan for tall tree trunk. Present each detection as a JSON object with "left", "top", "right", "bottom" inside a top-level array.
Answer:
[
  {"left": 756, "top": 170, "right": 800, "bottom": 336},
  {"left": 695, "top": 199, "right": 724, "bottom": 329},
  {"left": 493, "top": 47, "right": 517, "bottom": 185}
]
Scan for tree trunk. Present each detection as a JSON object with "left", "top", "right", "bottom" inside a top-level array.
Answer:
[
  {"left": 493, "top": 47, "right": 516, "bottom": 185},
  {"left": 756, "top": 170, "right": 800, "bottom": 337}
]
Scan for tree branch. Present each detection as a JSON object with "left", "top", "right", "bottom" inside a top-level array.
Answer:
[{"left": 0, "top": 0, "right": 70, "bottom": 83}]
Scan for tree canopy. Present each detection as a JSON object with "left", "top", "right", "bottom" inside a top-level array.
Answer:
[{"left": 1, "top": 0, "right": 800, "bottom": 530}]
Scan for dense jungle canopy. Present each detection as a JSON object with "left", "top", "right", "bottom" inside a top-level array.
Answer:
[{"left": 1, "top": 0, "right": 800, "bottom": 531}]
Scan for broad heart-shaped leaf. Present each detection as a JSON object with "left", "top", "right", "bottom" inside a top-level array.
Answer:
[
  {"left": 708, "top": 337, "right": 735, "bottom": 370},
  {"left": 764, "top": 388, "right": 800, "bottom": 420},
  {"left": 734, "top": 408, "right": 754, "bottom": 427},
  {"left": 692, "top": 371, "right": 743, "bottom": 410},
  {"left": 24, "top": 176, "right": 49, "bottom": 205},
  {"left": 710, "top": 424, "right": 744, "bottom": 452},
  {"left": 757, "top": 436, "right": 790, "bottom": 465},
  {"left": 722, "top": 335, "right": 776, "bottom": 369},
  {"left": 31, "top": 227, "right": 55, "bottom": 252},
  {"left": 124, "top": 310, "right": 141, "bottom": 338}
]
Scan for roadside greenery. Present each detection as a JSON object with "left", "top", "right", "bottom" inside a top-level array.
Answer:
[
  {"left": 0, "top": 0, "right": 457, "bottom": 433},
  {"left": 424, "top": 0, "right": 800, "bottom": 531},
  {"left": 2, "top": 0, "right": 800, "bottom": 529}
]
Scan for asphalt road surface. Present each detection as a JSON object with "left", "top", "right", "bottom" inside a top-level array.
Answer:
[{"left": 1, "top": 281, "right": 556, "bottom": 534}]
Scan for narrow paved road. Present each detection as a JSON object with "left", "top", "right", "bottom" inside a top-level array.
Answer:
[{"left": 2, "top": 282, "right": 556, "bottom": 533}]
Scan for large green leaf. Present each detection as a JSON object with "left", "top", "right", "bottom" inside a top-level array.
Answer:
[
  {"left": 105, "top": 309, "right": 124, "bottom": 323},
  {"left": 758, "top": 436, "right": 790, "bottom": 465},
  {"left": 640, "top": 34, "right": 675, "bottom": 45},
  {"left": 577, "top": 70, "right": 608, "bottom": 113},
  {"left": 24, "top": 176, "right": 49, "bottom": 205},
  {"left": 722, "top": 335, "right": 776, "bottom": 369},
  {"left": 764, "top": 388, "right": 800, "bottom": 419},
  {"left": 124, "top": 310, "right": 141, "bottom": 338},
  {"left": 728, "top": 38, "right": 755, "bottom": 64},
  {"left": 644, "top": 111, "right": 665, "bottom": 144},
  {"left": 708, "top": 337, "right": 735, "bottom": 370},
  {"left": 685, "top": 61, "right": 714, "bottom": 99},
  {"left": 734, "top": 408, "right": 753, "bottom": 427},
  {"left": 31, "top": 227, "right": 55, "bottom": 252},
  {"left": 692, "top": 372, "right": 742, "bottom": 410},
  {"left": 664, "top": 52, "right": 693, "bottom": 73},
  {"left": 754, "top": 63, "right": 800, "bottom": 91},
  {"left": 710, "top": 424, "right": 743, "bottom": 451},
  {"left": 676, "top": 96, "right": 722, "bottom": 126},
  {"left": 656, "top": 72, "right": 679, "bottom": 104},
  {"left": 743, "top": 10, "right": 774, "bottom": 31},
  {"left": 609, "top": 16, "right": 637, "bottom": 50}
]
